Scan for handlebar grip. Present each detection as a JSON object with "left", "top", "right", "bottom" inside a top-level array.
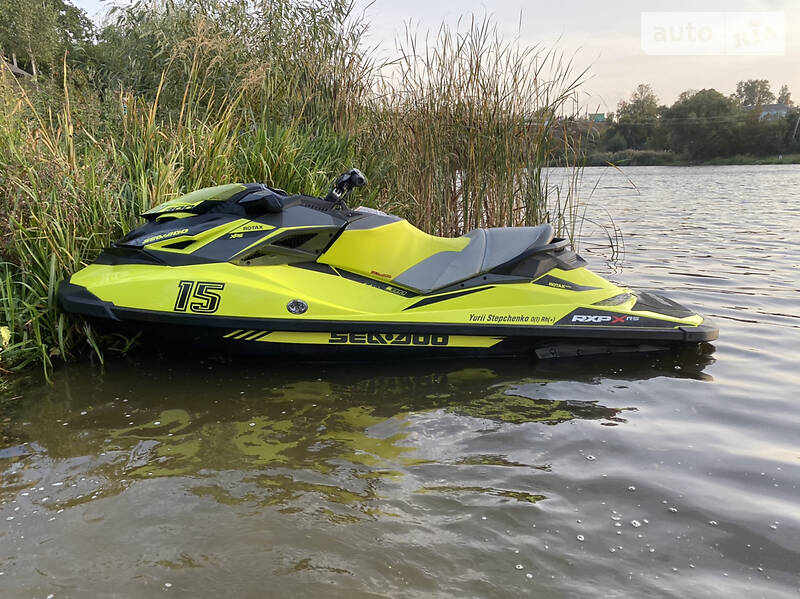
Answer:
[{"left": 324, "top": 168, "right": 367, "bottom": 205}]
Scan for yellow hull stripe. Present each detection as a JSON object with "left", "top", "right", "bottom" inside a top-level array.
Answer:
[{"left": 225, "top": 330, "right": 505, "bottom": 348}]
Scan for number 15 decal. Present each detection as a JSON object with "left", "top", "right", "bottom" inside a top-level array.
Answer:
[{"left": 174, "top": 280, "right": 225, "bottom": 313}]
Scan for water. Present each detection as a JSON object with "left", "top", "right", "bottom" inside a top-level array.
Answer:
[{"left": 2, "top": 165, "right": 800, "bottom": 598}]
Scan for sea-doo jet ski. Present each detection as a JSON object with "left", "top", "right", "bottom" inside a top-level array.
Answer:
[{"left": 58, "top": 169, "right": 718, "bottom": 358}]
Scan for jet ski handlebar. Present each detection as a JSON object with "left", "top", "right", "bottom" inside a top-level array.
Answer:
[{"left": 324, "top": 168, "right": 367, "bottom": 207}]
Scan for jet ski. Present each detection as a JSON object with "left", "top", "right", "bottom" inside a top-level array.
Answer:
[{"left": 58, "top": 169, "right": 718, "bottom": 358}]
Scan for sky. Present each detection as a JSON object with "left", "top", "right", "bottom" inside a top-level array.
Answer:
[{"left": 72, "top": 0, "right": 799, "bottom": 113}]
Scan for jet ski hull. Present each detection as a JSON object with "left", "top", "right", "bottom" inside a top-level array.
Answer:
[
  {"left": 59, "top": 277, "right": 717, "bottom": 359},
  {"left": 57, "top": 176, "right": 718, "bottom": 359}
]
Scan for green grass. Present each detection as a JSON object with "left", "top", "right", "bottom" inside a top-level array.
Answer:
[
  {"left": 585, "top": 149, "right": 688, "bottom": 167},
  {"left": 0, "top": 3, "right": 586, "bottom": 375},
  {"left": 585, "top": 149, "right": 800, "bottom": 167},
  {"left": 698, "top": 153, "right": 800, "bottom": 166}
]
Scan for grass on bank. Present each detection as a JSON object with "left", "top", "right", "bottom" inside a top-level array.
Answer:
[
  {"left": 698, "top": 153, "right": 800, "bottom": 166},
  {"left": 0, "top": 74, "right": 359, "bottom": 372},
  {"left": 585, "top": 149, "right": 800, "bottom": 167},
  {"left": 0, "top": 3, "right": 586, "bottom": 375}
]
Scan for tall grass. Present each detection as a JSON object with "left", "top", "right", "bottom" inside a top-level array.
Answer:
[
  {"left": 372, "top": 17, "right": 586, "bottom": 238},
  {"left": 0, "top": 74, "right": 357, "bottom": 372},
  {"left": 0, "top": 2, "right": 588, "bottom": 374}
]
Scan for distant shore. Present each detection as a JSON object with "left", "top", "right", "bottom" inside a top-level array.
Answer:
[{"left": 583, "top": 150, "right": 800, "bottom": 167}]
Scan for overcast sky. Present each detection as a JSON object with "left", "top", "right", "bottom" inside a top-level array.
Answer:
[{"left": 72, "top": 0, "right": 799, "bottom": 112}]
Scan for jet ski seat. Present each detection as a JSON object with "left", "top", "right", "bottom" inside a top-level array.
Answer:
[{"left": 392, "top": 224, "right": 554, "bottom": 293}]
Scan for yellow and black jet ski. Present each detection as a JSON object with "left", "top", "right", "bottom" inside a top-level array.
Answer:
[{"left": 58, "top": 169, "right": 718, "bottom": 358}]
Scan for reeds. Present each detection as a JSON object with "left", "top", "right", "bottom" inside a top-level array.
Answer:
[
  {"left": 370, "top": 17, "right": 586, "bottom": 237},
  {"left": 0, "top": 2, "right": 587, "bottom": 374}
]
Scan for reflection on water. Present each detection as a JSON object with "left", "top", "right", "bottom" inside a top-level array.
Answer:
[
  {"left": 0, "top": 348, "right": 728, "bottom": 597},
  {"left": 3, "top": 166, "right": 800, "bottom": 598},
  {"left": 4, "top": 348, "right": 715, "bottom": 467},
  {"left": 3, "top": 352, "right": 705, "bottom": 502}
]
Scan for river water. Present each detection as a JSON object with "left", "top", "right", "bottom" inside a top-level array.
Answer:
[{"left": 1, "top": 165, "right": 799, "bottom": 598}]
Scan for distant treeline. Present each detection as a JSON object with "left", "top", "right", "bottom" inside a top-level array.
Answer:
[{"left": 583, "top": 82, "right": 800, "bottom": 164}]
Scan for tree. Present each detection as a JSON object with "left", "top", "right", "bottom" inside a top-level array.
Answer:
[
  {"left": 786, "top": 107, "right": 800, "bottom": 150},
  {"left": 0, "top": 0, "right": 92, "bottom": 77},
  {"left": 777, "top": 84, "right": 792, "bottom": 106},
  {"left": 604, "top": 131, "right": 626, "bottom": 153},
  {"left": 614, "top": 84, "right": 660, "bottom": 149},
  {"left": 733, "top": 79, "right": 775, "bottom": 107},
  {"left": 0, "top": 0, "right": 60, "bottom": 77},
  {"left": 663, "top": 89, "right": 738, "bottom": 159}
]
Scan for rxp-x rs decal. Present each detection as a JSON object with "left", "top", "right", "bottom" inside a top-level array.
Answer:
[{"left": 571, "top": 314, "right": 640, "bottom": 324}]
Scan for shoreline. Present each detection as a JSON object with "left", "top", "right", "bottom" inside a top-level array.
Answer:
[{"left": 581, "top": 151, "right": 800, "bottom": 168}]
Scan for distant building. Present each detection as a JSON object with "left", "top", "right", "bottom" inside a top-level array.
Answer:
[
  {"left": 588, "top": 113, "right": 607, "bottom": 123},
  {"left": 743, "top": 103, "right": 790, "bottom": 120}
]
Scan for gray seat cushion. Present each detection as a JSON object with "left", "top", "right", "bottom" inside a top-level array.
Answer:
[{"left": 393, "top": 224, "right": 554, "bottom": 293}]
